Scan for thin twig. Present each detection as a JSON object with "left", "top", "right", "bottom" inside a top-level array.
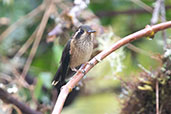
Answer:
[
  {"left": 0, "top": 72, "right": 12, "bottom": 82},
  {"left": 52, "top": 21, "right": 171, "bottom": 114},
  {"left": 14, "top": 27, "right": 38, "bottom": 58},
  {"left": 95, "top": 6, "right": 171, "bottom": 17},
  {"left": 127, "top": 44, "right": 156, "bottom": 59},
  {"left": 12, "top": 67, "right": 30, "bottom": 88},
  {"left": 161, "top": 0, "right": 166, "bottom": 25},
  {"left": 156, "top": 80, "right": 159, "bottom": 114},
  {"left": 160, "top": 0, "right": 167, "bottom": 49},
  {"left": 0, "top": 88, "right": 42, "bottom": 114},
  {"left": 127, "top": 44, "right": 162, "bottom": 63},
  {"left": 138, "top": 64, "right": 154, "bottom": 77},
  {"left": 21, "top": 1, "right": 55, "bottom": 78},
  {"left": 0, "top": 57, "right": 38, "bottom": 106},
  {"left": 130, "top": 0, "right": 153, "bottom": 13},
  {"left": 151, "top": 0, "right": 162, "bottom": 25},
  {"left": 12, "top": 105, "right": 22, "bottom": 114},
  {"left": 12, "top": 65, "right": 39, "bottom": 107},
  {"left": 0, "top": 4, "right": 45, "bottom": 42}
]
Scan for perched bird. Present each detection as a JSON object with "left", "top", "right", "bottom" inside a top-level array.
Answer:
[{"left": 52, "top": 25, "right": 96, "bottom": 86}]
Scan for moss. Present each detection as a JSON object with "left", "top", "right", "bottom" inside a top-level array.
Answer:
[{"left": 121, "top": 54, "right": 171, "bottom": 114}]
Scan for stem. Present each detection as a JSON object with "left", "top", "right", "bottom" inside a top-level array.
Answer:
[
  {"left": 0, "top": 88, "right": 42, "bottom": 114},
  {"left": 156, "top": 80, "right": 159, "bottom": 114}
]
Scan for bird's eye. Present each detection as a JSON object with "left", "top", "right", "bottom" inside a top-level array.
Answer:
[
  {"left": 75, "top": 29, "right": 84, "bottom": 39},
  {"left": 79, "top": 29, "right": 84, "bottom": 34}
]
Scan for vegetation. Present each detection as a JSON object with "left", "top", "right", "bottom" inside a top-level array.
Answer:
[{"left": 0, "top": 0, "right": 171, "bottom": 114}]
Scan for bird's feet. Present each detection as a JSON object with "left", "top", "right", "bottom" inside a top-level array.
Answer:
[
  {"left": 83, "top": 57, "right": 101, "bottom": 68},
  {"left": 71, "top": 68, "right": 78, "bottom": 72},
  {"left": 71, "top": 65, "right": 86, "bottom": 75}
]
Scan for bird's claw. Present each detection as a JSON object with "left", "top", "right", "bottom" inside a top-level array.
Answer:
[
  {"left": 71, "top": 68, "right": 78, "bottom": 72},
  {"left": 86, "top": 61, "right": 94, "bottom": 66},
  {"left": 72, "top": 67, "right": 86, "bottom": 74},
  {"left": 80, "top": 69, "right": 86, "bottom": 75}
]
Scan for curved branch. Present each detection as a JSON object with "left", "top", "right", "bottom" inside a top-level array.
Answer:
[
  {"left": 0, "top": 88, "right": 42, "bottom": 114},
  {"left": 52, "top": 21, "right": 171, "bottom": 114}
]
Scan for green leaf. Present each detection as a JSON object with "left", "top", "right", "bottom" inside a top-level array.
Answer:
[
  {"left": 34, "top": 72, "right": 52, "bottom": 99},
  {"left": 53, "top": 44, "right": 63, "bottom": 65},
  {"left": 34, "top": 75, "right": 43, "bottom": 99}
]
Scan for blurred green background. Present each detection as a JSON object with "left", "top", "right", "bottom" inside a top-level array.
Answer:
[{"left": 0, "top": 0, "right": 171, "bottom": 114}]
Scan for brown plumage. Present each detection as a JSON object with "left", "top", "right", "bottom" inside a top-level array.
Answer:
[{"left": 52, "top": 25, "right": 96, "bottom": 86}]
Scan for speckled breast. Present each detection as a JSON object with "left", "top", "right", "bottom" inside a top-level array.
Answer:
[{"left": 69, "top": 39, "right": 93, "bottom": 69}]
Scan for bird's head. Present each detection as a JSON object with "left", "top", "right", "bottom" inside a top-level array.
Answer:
[{"left": 73, "top": 25, "right": 96, "bottom": 40}]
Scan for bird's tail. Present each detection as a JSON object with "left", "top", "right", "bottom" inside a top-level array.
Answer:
[
  {"left": 52, "top": 65, "right": 63, "bottom": 86},
  {"left": 52, "top": 62, "right": 69, "bottom": 87}
]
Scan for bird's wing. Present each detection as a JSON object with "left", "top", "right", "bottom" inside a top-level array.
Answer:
[
  {"left": 52, "top": 40, "right": 71, "bottom": 86},
  {"left": 59, "top": 40, "right": 71, "bottom": 84},
  {"left": 60, "top": 40, "right": 71, "bottom": 65}
]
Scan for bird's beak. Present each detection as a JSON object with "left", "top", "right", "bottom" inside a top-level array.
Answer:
[{"left": 87, "top": 30, "right": 96, "bottom": 33}]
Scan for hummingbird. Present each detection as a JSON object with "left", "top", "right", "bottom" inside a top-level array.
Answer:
[{"left": 52, "top": 25, "right": 96, "bottom": 86}]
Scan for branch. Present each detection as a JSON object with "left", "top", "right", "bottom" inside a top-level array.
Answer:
[
  {"left": 52, "top": 21, "right": 171, "bottom": 114},
  {"left": 95, "top": 6, "right": 171, "bottom": 18},
  {"left": 126, "top": 44, "right": 160, "bottom": 61},
  {"left": 156, "top": 80, "right": 159, "bottom": 114},
  {"left": 0, "top": 4, "right": 45, "bottom": 42},
  {"left": 21, "top": 0, "right": 55, "bottom": 78},
  {"left": 130, "top": 0, "right": 153, "bottom": 13},
  {"left": 151, "top": 0, "right": 162, "bottom": 25},
  {"left": 0, "top": 88, "right": 42, "bottom": 114},
  {"left": 14, "top": 27, "right": 38, "bottom": 58},
  {"left": 160, "top": 0, "right": 167, "bottom": 49}
]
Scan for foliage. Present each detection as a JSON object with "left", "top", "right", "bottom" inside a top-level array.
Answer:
[
  {"left": 121, "top": 55, "right": 171, "bottom": 114},
  {"left": 0, "top": 0, "right": 171, "bottom": 114}
]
